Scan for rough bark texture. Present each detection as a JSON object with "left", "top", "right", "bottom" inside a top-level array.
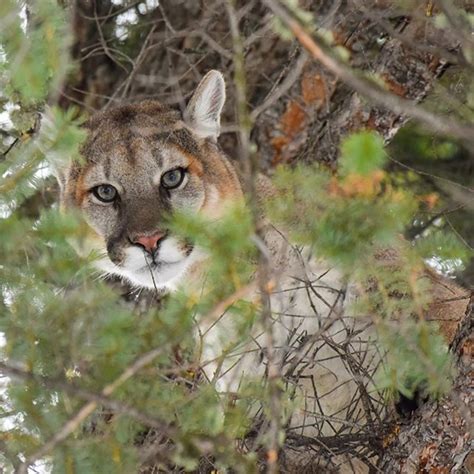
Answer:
[
  {"left": 55, "top": 1, "right": 472, "bottom": 471},
  {"left": 254, "top": 1, "right": 456, "bottom": 169},
  {"left": 379, "top": 294, "right": 473, "bottom": 473},
  {"left": 60, "top": 1, "right": 464, "bottom": 168}
]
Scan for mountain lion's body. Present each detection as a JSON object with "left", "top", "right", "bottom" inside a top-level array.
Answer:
[{"left": 56, "top": 71, "right": 468, "bottom": 472}]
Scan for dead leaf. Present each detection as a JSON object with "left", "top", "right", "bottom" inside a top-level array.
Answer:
[
  {"left": 267, "top": 449, "right": 278, "bottom": 463},
  {"left": 329, "top": 171, "right": 385, "bottom": 198}
]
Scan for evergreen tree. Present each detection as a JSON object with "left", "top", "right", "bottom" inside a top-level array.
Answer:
[{"left": 0, "top": 1, "right": 472, "bottom": 472}]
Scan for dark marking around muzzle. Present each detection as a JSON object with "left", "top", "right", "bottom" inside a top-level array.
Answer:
[{"left": 106, "top": 221, "right": 129, "bottom": 265}]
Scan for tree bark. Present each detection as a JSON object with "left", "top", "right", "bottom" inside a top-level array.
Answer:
[
  {"left": 379, "top": 294, "right": 473, "bottom": 473},
  {"left": 55, "top": 1, "right": 472, "bottom": 471},
  {"left": 60, "top": 1, "right": 466, "bottom": 168},
  {"left": 254, "top": 0, "right": 465, "bottom": 168}
]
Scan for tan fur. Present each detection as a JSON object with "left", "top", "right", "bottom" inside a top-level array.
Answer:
[
  {"left": 58, "top": 73, "right": 242, "bottom": 290},
  {"left": 57, "top": 71, "right": 470, "bottom": 472}
]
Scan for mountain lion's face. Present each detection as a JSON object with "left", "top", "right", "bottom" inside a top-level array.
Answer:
[{"left": 57, "top": 71, "right": 243, "bottom": 290}]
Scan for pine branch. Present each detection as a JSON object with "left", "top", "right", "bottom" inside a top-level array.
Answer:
[
  {"left": 0, "top": 361, "right": 174, "bottom": 436},
  {"left": 11, "top": 346, "right": 169, "bottom": 474}
]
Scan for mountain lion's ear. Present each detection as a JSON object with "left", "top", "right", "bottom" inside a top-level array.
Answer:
[{"left": 184, "top": 70, "right": 225, "bottom": 141}]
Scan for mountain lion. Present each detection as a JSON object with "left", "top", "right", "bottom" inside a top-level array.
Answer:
[{"left": 55, "top": 70, "right": 469, "bottom": 472}]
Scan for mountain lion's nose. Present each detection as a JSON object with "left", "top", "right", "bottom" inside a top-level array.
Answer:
[{"left": 132, "top": 232, "right": 166, "bottom": 254}]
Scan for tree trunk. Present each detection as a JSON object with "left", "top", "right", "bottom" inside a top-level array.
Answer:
[
  {"left": 60, "top": 1, "right": 464, "bottom": 167},
  {"left": 379, "top": 294, "right": 473, "bottom": 473},
  {"left": 55, "top": 1, "right": 472, "bottom": 471}
]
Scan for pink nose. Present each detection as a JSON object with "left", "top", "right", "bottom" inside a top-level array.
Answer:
[{"left": 132, "top": 232, "right": 166, "bottom": 254}]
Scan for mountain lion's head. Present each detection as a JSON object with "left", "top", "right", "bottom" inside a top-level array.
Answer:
[{"left": 56, "top": 71, "right": 243, "bottom": 291}]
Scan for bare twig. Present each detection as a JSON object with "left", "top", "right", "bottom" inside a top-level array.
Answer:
[
  {"left": 93, "top": 4, "right": 129, "bottom": 75},
  {"left": 388, "top": 155, "right": 474, "bottom": 193},
  {"left": 225, "top": 1, "right": 284, "bottom": 471},
  {"left": 261, "top": 0, "right": 474, "bottom": 143},
  {"left": 104, "top": 24, "right": 158, "bottom": 108},
  {"left": 251, "top": 51, "right": 308, "bottom": 120},
  {"left": 0, "top": 137, "right": 19, "bottom": 162},
  {"left": 436, "top": 0, "right": 474, "bottom": 56}
]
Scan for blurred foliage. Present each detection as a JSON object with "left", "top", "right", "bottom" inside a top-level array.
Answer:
[
  {"left": 268, "top": 132, "right": 415, "bottom": 269},
  {"left": 0, "top": 1, "right": 472, "bottom": 473},
  {"left": 1, "top": 2, "right": 257, "bottom": 472},
  {"left": 0, "top": 0, "right": 70, "bottom": 106},
  {"left": 389, "top": 124, "right": 474, "bottom": 284},
  {"left": 267, "top": 131, "right": 470, "bottom": 399}
]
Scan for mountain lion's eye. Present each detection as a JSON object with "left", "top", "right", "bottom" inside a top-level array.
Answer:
[
  {"left": 92, "top": 184, "right": 118, "bottom": 203},
  {"left": 161, "top": 168, "right": 186, "bottom": 189}
]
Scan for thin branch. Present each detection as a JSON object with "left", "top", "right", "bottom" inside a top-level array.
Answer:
[
  {"left": 437, "top": 0, "right": 474, "bottom": 56},
  {"left": 78, "top": 1, "right": 144, "bottom": 21},
  {"left": 261, "top": 0, "right": 474, "bottom": 143},
  {"left": 0, "top": 361, "right": 174, "bottom": 435},
  {"left": 354, "top": 0, "right": 472, "bottom": 69},
  {"left": 225, "top": 1, "right": 284, "bottom": 471},
  {"left": 14, "top": 345, "right": 168, "bottom": 474},
  {"left": 0, "top": 137, "right": 19, "bottom": 162},
  {"left": 93, "top": 4, "right": 129, "bottom": 75},
  {"left": 251, "top": 50, "right": 308, "bottom": 120},
  {"left": 120, "top": 25, "right": 158, "bottom": 99},
  {"left": 388, "top": 155, "right": 474, "bottom": 193}
]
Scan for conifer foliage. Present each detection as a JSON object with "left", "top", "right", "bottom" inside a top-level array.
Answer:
[{"left": 0, "top": 1, "right": 472, "bottom": 473}]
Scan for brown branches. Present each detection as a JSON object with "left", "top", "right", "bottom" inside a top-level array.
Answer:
[
  {"left": 9, "top": 346, "right": 169, "bottom": 474},
  {"left": 106, "top": 24, "right": 158, "bottom": 108},
  {"left": 225, "top": 1, "right": 284, "bottom": 470},
  {"left": 250, "top": 50, "right": 308, "bottom": 121},
  {"left": 0, "top": 361, "right": 173, "bottom": 437},
  {"left": 261, "top": 0, "right": 474, "bottom": 144}
]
